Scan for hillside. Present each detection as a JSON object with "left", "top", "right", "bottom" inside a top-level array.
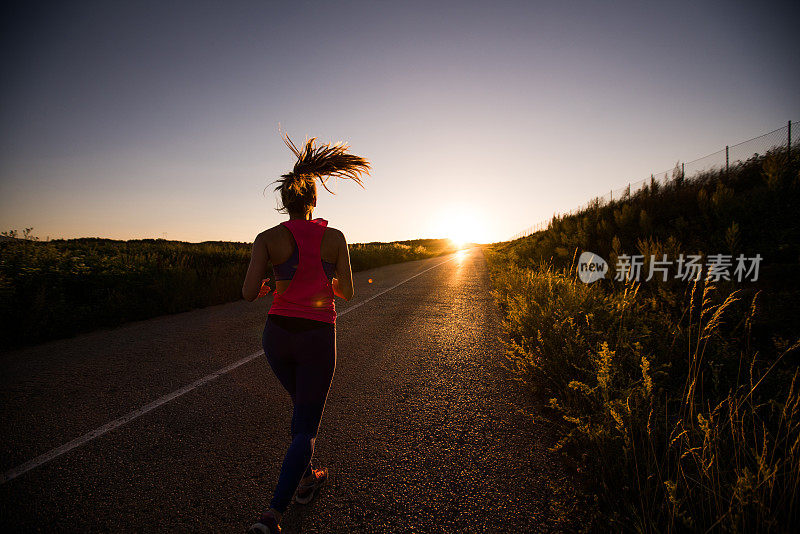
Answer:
[
  {"left": 485, "top": 144, "right": 800, "bottom": 531},
  {"left": 495, "top": 146, "right": 800, "bottom": 336}
]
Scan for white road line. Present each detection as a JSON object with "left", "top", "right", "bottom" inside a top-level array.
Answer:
[{"left": 0, "top": 252, "right": 461, "bottom": 484}]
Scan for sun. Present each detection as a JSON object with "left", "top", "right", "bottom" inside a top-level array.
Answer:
[
  {"left": 448, "top": 231, "right": 470, "bottom": 248},
  {"left": 436, "top": 208, "right": 485, "bottom": 248}
]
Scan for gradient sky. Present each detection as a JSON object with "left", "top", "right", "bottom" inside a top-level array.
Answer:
[{"left": 1, "top": 1, "right": 798, "bottom": 244}]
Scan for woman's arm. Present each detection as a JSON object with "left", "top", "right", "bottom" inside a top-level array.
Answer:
[
  {"left": 332, "top": 230, "right": 354, "bottom": 301},
  {"left": 242, "top": 232, "right": 270, "bottom": 302}
]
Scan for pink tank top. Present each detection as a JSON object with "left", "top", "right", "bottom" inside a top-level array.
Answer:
[{"left": 268, "top": 218, "right": 336, "bottom": 324}]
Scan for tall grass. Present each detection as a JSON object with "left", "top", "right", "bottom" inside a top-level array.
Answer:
[
  {"left": 0, "top": 236, "right": 456, "bottom": 349},
  {"left": 486, "top": 145, "right": 800, "bottom": 531}
]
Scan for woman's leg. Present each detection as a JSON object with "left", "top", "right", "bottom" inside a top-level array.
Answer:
[
  {"left": 261, "top": 317, "right": 296, "bottom": 519},
  {"left": 268, "top": 323, "right": 336, "bottom": 514},
  {"left": 263, "top": 318, "right": 296, "bottom": 402}
]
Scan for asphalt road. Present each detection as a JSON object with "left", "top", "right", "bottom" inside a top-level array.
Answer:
[{"left": 0, "top": 247, "right": 575, "bottom": 532}]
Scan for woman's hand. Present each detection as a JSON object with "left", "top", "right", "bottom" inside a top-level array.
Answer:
[
  {"left": 332, "top": 277, "right": 346, "bottom": 299},
  {"left": 257, "top": 278, "right": 272, "bottom": 299}
]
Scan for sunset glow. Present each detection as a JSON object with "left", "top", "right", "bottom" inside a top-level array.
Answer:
[{"left": 0, "top": 3, "right": 796, "bottom": 245}]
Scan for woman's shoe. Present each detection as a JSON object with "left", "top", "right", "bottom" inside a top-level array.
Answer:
[
  {"left": 294, "top": 467, "right": 328, "bottom": 504},
  {"left": 247, "top": 510, "right": 281, "bottom": 534}
]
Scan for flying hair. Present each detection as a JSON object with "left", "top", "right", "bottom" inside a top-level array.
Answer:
[{"left": 273, "top": 134, "right": 370, "bottom": 214}]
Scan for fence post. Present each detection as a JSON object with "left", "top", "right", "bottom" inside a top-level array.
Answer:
[
  {"left": 681, "top": 162, "right": 684, "bottom": 179},
  {"left": 789, "top": 120, "right": 792, "bottom": 158},
  {"left": 726, "top": 145, "right": 729, "bottom": 175}
]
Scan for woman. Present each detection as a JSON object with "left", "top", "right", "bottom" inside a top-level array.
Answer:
[{"left": 242, "top": 135, "right": 369, "bottom": 534}]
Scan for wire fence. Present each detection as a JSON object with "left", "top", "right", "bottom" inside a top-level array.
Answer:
[{"left": 510, "top": 120, "right": 795, "bottom": 240}]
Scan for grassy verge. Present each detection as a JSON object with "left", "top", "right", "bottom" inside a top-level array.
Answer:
[
  {"left": 0, "top": 236, "right": 456, "bottom": 349},
  {"left": 485, "top": 146, "right": 800, "bottom": 531}
]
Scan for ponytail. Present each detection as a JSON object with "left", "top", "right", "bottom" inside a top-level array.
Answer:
[{"left": 274, "top": 134, "right": 370, "bottom": 214}]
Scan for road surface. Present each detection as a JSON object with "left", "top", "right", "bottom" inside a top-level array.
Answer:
[{"left": 0, "top": 248, "right": 575, "bottom": 532}]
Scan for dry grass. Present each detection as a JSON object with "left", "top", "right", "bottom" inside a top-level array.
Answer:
[
  {"left": 486, "top": 251, "right": 799, "bottom": 531},
  {"left": 484, "top": 146, "right": 800, "bottom": 531}
]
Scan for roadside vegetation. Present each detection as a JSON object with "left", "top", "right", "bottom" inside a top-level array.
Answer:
[
  {"left": 0, "top": 235, "right": 455, "bottom": 349},
  {"left": 486, "top": 145, "right": 800, "bottom": 531}
]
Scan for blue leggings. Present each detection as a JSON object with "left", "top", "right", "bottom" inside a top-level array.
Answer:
[{"left": 262, "top": 314, "right": 336, "bottom": 513}]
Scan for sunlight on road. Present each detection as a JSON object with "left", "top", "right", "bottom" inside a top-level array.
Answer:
[{"left": 451, "top": 248, "right": 472, "bottom": 280}]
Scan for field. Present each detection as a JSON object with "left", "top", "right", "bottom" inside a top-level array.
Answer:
[
  {"left": 0, "top": 236, "right": 456, "bottom": 349},
  {"left": 485, "top": 146, "right": 800, "bottom": 531}
]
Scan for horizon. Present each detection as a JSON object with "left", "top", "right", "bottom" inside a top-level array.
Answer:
[
  {"left": 1, "top": 232, "right": 474, "bottom": 246},
  {"left": 1, "top": 1, "right": 798, "bottom": 244}
]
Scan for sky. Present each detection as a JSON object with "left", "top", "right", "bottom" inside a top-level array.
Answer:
[{"left": 1, "top": 0, "right": 798, "bottom": 244}]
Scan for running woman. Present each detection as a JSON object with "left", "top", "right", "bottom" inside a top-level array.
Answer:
[{"left": 242, "top": 135, "right": 369, "bottom": 534}]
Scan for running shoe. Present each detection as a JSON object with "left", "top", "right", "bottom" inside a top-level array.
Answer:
[
  {"left": 294, "top": 467, "right": 328, "bottom": 504},
  {"left": 247, "top": 511, "right": 281, "bottom": 534}
]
